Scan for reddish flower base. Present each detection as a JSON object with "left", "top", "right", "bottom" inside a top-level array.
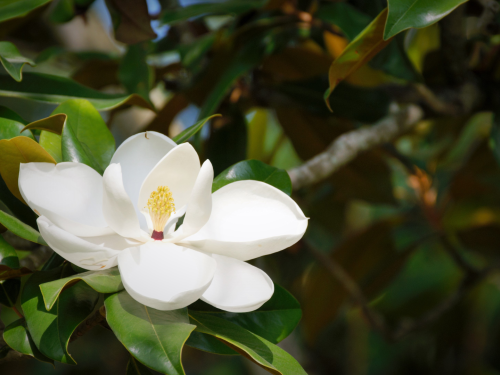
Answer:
[{"left": 151, "top": 230, "right": 164, "bottom": 241}]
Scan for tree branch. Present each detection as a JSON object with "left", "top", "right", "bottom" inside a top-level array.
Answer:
[{"left": 288, "top": 104, "right": 423, "bottom": 190}]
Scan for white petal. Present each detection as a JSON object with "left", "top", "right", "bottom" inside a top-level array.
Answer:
[
  {"left": 138, "top": 143, "right": 200, "bottom": 214},
  {"left": 179, "top": 181, "right": 308, "bottom": 261},
  {"left": 118, "top": 242, "right": 216, "bottom": 311},
  {"left": 110, "top": 132, "right": 177, "bottom": 230},
  {"left": 37, "top": 216, "right": 138, "bottom": 271},
  {"left": 201, "top": 255, "right": 274, "bottom": 313},
  {"left": 166, "top": 160, "right": 213, "bottom": 242},
  {"left": 103, "top": 164, "right": 149, "bottom": 242},
  {"left": 19, "top": 163, "right": 113, "bottom": 237}
]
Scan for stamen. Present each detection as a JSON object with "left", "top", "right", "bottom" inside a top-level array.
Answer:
[{"left": 146, "top": 185, "right": 175, "bottom": 239}]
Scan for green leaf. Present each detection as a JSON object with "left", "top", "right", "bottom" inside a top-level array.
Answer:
[
  {"left": 3, "top": 318, "right": 53, "bottom": 364},
  {"left": 325, "top": 8, "right": 392, "bottom": 107},
  {"left": 126, "top": 356, "right": 153, "bottom": 375},
  {"left": 0, "top": 0, "right": 52, "bottom": 23},
  {"left": 40, "top": 268, "right": 123, "bottom": 310},
  {"left": 104, "top": 290, "right": 195, "bottom": 375},
  {"left": 0, "top": 118, "right": 35, "bottom": 141},
  {"left": 39, "top": 131, "right": 63, "bottom": 163},
  {"left": 0, "top": 233, "right": 19, "bottom": 269},
  {"left": 190, "top": 312, "right": 307, "bottom": 375},
  {"left": 160, "top": 0, "right": 265, "bottom": 24},
  {"left": 53, "top": 99, "right": 116, "bottom": 173},
  {"left": 0, "top": 105, "right": 27, "bottom": 124},
  {"left": 21, "top": 266, "right": 99, "bottom": 364},
  {"left": 185, "top": 331, "right": 239, "bottom": 355},
  {"left": 0, "top": 72, "right": 154, "bottom": 111},
  {"left": 0, "top": 42, "right": 35, "bottom": 82},
  {"left": 189, "top": 285, "right": 301, "bottom": 344},
  {"left": 173, "top": 114, "right": 221, "bottom": 144},
  {"left": 49, "top": 0, "right": 95, "bottom": 24},
  {"left": 212, "top": 160, "right": 292, "bottom": 196},
  {"left": 118, "top": 44, "right": 152, "bottom": 105},
  {"left": 0, "top": 210, "right": 47, "bottom": 246},
  {"left": 384, "top": 0, "right": 468, "bottom": 40}
]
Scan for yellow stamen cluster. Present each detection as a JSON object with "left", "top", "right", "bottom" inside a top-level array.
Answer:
[{"left": 147, "top": 186, "right": 175, "bottom": 232}]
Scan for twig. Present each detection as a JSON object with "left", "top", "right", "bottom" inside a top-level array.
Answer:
[
  {"left": 440, "top": 236, "right": 480, "bottom": 276},
  {"left": 307, "top": 245, "right": 390, "bottom": 339},
  {"left": 287, "top": 104, "right": 423, "bottom": 190}
]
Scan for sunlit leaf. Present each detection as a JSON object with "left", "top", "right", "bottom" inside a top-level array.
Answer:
[
  {"left": 0, "top": 136, "right": 56, "bottom": 203},
  {"left": 105, "top": 291, "right": 195, "bottom": 375},
  {"left": 40, "top": 268, "right": 123, "bottom": 310},
  {"left": 3, "top": 318, "right": 53, "bottom": 364},
  {"left": 0, "top": 211, "right": 46, "bottom": 246}
]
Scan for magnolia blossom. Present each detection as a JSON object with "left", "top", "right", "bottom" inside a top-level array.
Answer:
[{"left": 18, "top": 132, "right": 308, "bottom": 312}]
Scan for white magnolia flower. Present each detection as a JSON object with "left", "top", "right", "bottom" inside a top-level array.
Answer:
[{"left": 18, "top": 132, "right": 308, "bottom": 312}]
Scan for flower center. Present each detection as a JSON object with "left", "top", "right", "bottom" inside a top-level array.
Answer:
[{"left": 147, "top": 186, "right": 175, "bottom": 240}]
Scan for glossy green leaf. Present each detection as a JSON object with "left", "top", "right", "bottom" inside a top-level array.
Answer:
[
  {"left": 185, "top": 331, "right": 239, "bottom": 355},
  {"left": 0, "top": 42, "right": 35, "bottom": 82},
  {"left": 39, "top": 131, "right": 63, "bottom": 163},
  {"left": 0, "top": 279, "right": 21, "bottom": 306},
  {"left": 190, "top": 312, "right": 307, "bottom": 375},
  {"left": 161, "top": 0, "right": 264, "bottom": 24},
  {"left": 189, "top": 285, "right": 301, "bottom": 344},
  {"left": 40, "top": 268, "right": 123, "bottom": 310},
  {"left": 21, "top": 266, "right": 99, "bottom": 364},
  {"left": 126, "top": 356, "right": 153, "bottom": 375},
  {"left": 105, "top": 291, "right": 195, "bottom": 375},
  {"left": 384, "top": 0, "right": 468, "bottom": 40},
  {"left": 0, "top": 118, "right": 34, "bottom": 141},
  {"left": 0, "top": 210, "right": 46, "bottom": 246},
  {"left": 3, "top": 318, "right": 53, "bottom": 364},
  {"left": 0, "top": 0, "right": 52, "bottom": 23},
  {"left": 173, "top": 114, "right": 221, "bottom": 144},
  {"left": 52, "top": 99, "right": 115, "bottom": 173},
  {"left": 0, "top": 73, "right": 154, "bottom": 111},
  {"left": 212, "top": 160, "right": 292, "bottom": 196}
]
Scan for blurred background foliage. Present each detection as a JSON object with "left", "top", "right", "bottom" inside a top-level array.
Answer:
[{"left": 2, "top": 0, "right": 500, "bottom": 374}]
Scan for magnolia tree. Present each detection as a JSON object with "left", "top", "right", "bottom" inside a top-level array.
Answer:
[{"left": 2, "top": 0, "right": 500, "bottom": 374}]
